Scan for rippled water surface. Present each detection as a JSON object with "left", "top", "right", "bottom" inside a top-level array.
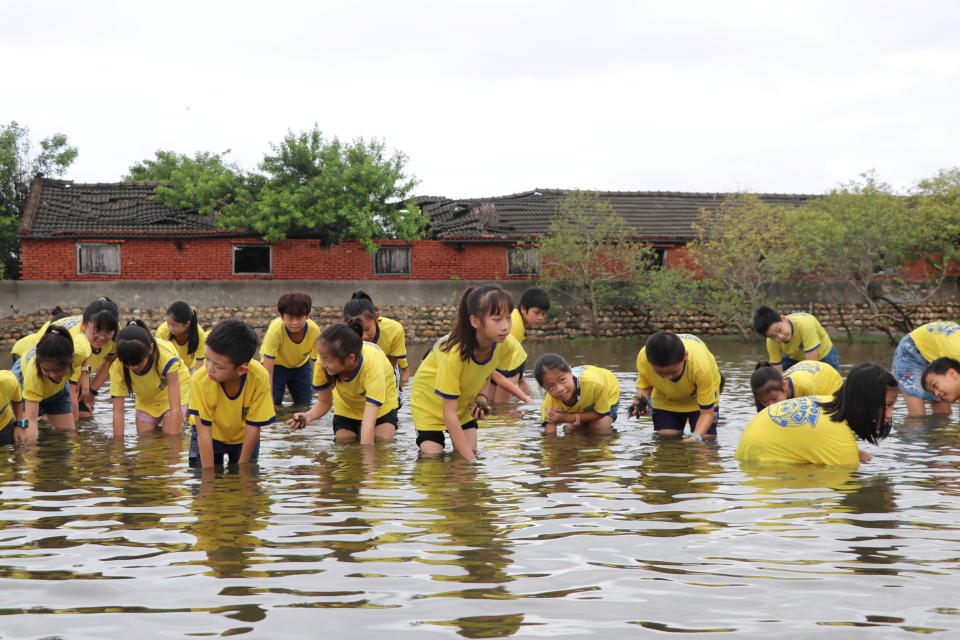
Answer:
[{"left": 2, "top": 339, "right": 960, "bottom": 639}]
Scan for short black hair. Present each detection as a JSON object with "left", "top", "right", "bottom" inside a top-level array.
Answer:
[
  {"left": 922, "top": 357, "right": 960, "bottom": 390},
  {"left": 519, "top": 288, "right": 550, "bottom": 311},
  {"left": 645, "top": 332, "right": 685, "bottom": 367},
  {"left": 533, "top": 353, "right": 571, "bottom": 386},
  {"left": 753, "top": 306, "right": 782, "bottom": 336},
  {"left": 818, "top": 362, "right": 896, "bottom": 445},
  {"left": 206, "top": 319, "right": 258, "bottom": 368},
  {"left": 750, "top": 361, "right": 784, "bottom": 412},
  {"left": 277, "top": 292, "right": 312, "bottom": 317}
]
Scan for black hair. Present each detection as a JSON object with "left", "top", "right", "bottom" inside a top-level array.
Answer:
[
  {"left": 644, "top": 332, "right": 686, "bottom": 367},
  {"left": 82, "top": 298, "right": 119, "bottom": 336},
  {"left": 206, "top": 319, "right": 258, "bottom": 368},
  {"left": 116, "top": 320, "right": 161, "bottom": 394},
  {"left": 441, "top": 285, "right": 514, "bottom": 361},
  {"left": 166, "top": 301, "right": 200, "bottom": 355},
  {"left": 319, "top": 321, "right": 364, "bottom": 364},
  {"left": 50, "top": 305, "right": 70, "bottom": 322},
  {"left": 519, "top": 288, "right": 551, "bottom": 312},
  {"left": 343, "top": 290, "right": 378, "bottom": 322},
  {"left": 922, "top": 357, "right": 960, "bottom": 390},
  {"left": 277, "top": 292, "right": 312, "bottom": 317},
  {"left": 533, "top": 353, "right": 572, "bottom": 386},
  {"left": 818, "top": 362, "right": 897, "bottom": 445},
  {"left": 753, "top": 306, "right": 782, "bottom": 336},
  {"left": 750, "top": 361, "right": 785, "bottom": 412},
  {"left": 34, "top": 325, "right": 74, "bottom": 379}
]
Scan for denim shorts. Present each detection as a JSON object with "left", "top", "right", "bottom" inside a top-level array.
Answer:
[
  {"left": 11, "top": 358, "right": 73, "bottom": 416},
  {"left": 892, "top": 335, "right": 938, "bottom": 402},
  {"left": 608, "top": 402, "right": 620, "bottom": 422},
  {"left": 271, "top": 361, "right": 314, "bottom": 406}
]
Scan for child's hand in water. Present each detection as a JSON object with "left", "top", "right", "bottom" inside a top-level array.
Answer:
[
  {"left": 628, "top": 395, "right": 649, "bottom": 418},
  {"left": 545, "top": 409, "right": 572, "bottom": 424},
  {"left": 470, "top": 393, "right": 491, "bottom": 420},
  {"left": 287, "top": 413, "right": 308, "bottom": 430}
]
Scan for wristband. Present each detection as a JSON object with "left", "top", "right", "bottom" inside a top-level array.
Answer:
[
  {"left": 14, "top": 419, "right": 28, "bottom": 429},
  {"left": 688, "top": 432, "right": 703, "bottom": 442}
]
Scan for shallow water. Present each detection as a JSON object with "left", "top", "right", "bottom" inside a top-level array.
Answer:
[{"left": 2, "top": 339, "right": 960, "bottom": 638}]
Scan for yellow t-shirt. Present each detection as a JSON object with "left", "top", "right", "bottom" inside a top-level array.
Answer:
[
  {"left": 510, "top": 308, "right": 526, "bottom": 343},
  {"left": 908, "top": 321, "right": 960, "bottom": 363},
  {"left": 411, "top": 338, "right": 514, "bottom": 430},
  {"left": 374, "top": 316, "right": 409, "bottom": 370},
  {"left": 784, "top": 361, "right": 843, "bottom": 399},
  {"left": 636, "top": 334, "right": 721, "bottom": 413},
  {"left": 109, "top": 339, "right": 190, "bottom": 417},
  {"left": 156, "top": 321, "right": 207, "bottom": 371},
  {"left": 187, "top": 359, "right": 275, "bottom": 445},
  {"left": 28, "top": 316, "right": 93, "bottom": 384},
  {"left": 541, "top": 365, "right": 620, "bottom": 424},
  {"left": 502, "top": 334, "right": 527, "bottom": 372},
  {"left": 260, "top": 317, "right": 320, "bottom": 369},
  {"left": 0, "top": 370, "right": 23, "bottom": 431},
  {"left": 765, "top": 313, "right": 833, "bottom": 364},
  {"left": 312, "top": 342, "right": 399, "bottom": 420},
  {"left": 86, "top": 338, "right": 116, "bottom": 377},
  {"left": 18, "top": 344, "right": 69, "bottom": 403},
  {"left": 735, "top": 395, "right": 859, "bottom": 465}
]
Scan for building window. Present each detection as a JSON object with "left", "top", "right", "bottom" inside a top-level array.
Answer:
[
  {"left": 375, "top": 246, "right": 411, "bottom": 275},
  {"left": 654, "top": 246, "right": 668, "bottom": 268},
  {"left": 507, "top": 246, "right": 540, "bottom": 276},
  {"left": 77, "top": 243, "right": 121, "bottom": 275},
  {"left": 233, "top": 245, "right": 271, "bottom": 275}
]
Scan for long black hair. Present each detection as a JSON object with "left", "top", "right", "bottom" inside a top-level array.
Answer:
[
  {"left": 343, "top": 290, "right": 377, "bottom": 322},
  {"left": 818, "top": 362, "right": 897, "bottom": 445},
  {"left": 751, "top": 361, "right": 785, "bottom": 412},
  {"left": 440, "top": 285, "right": 514, "bottom": 361},
  {"left": 116, "top": 320, "right": 161, "bottom": 394},
  {"left": 34, "top": 325, "right": 74, "bottom": 379},
  {"left": 166, "top": 301, "right": 200, "bottom": 355}
]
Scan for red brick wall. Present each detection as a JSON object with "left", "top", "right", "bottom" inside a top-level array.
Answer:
[{"left": 19, "top": 237, "right": 534, "bottom": 281}]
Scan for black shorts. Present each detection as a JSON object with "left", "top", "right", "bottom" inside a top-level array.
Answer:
[
  {"left": 492, "top": 360, "right": 526, "bottom": 384},
  {"left": 332, "top": 408, "right": 399, "bottom": 435},
  {"left": 415, "top": 420, "right": 478, "bottom": 447},
  {"left": 651, "top": 407, "right": 719, "bottom": 436}
]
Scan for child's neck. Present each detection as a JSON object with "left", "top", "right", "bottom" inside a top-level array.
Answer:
[
  {"left": 221, "top": 376, "right": 243, "bottom": 396},
  {"left": 474, "top": 335, "right": 494, "bottom": 360}
]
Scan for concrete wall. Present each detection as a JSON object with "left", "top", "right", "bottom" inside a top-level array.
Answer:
[{"left": 0, "top": 280, "right": 542, "bottom": 319}]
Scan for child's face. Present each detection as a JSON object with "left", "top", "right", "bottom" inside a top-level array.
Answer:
[
  {"left": 924, "top": 369, "right": 960, "bottom": 402},
  {"left": 521, "top": 306, "right": 548, "bottom": 329},
  {"left": 472, "top": 306, "right": 512, "bottom": 345},
  {"left": 765, "top": 317, "right": 793, "bottom": 343},
  {"left": 756, "top": 380, "right": 789, "bottom": 408},
  {"left": 651, "top": 355, "right": 686, "bottom": 380},
  {"left": 282, "top": 314, "right": 308, "bottom": 335},
  {"left": 130, "top": 344, "right": 155, "bottom": 375},
  {"left": 81, "top": 322, "right": 112, "bottom": 350},
  {"left": 204, "top": 348, "right": 245, "bottom": 383},
  {"left": 540, "top": 367, "right": 576, "bottom": 403},
  {"left": 166, "top": 314, "right": 190, "bottom": 337},
  {"left": 319, "top": 342, "right": 356, "bottom": 377},
  {"left": 38, "top": 360, "right": 68, "bottom": 384},
  {"left": 881, "top": 387, "right": 899, "bottom": 429},
  {"left": 356, "top": 315, "right": 378, "bottom": 342}
]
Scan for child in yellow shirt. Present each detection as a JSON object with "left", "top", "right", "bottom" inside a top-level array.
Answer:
[
  {"left": 261, "top": 292, "right": 320, "bottom": 407},
  {"left": 343, "top": 290, "right": 410, "bottom": 387},
  {"left": 534, "top": 353, "right": 620, "bottom": 434},
  {"left": 753, "top": 306, "right": 839, "bottom": 373},
  {"left": 0, "top": 370, "right": 25, "bottom": 446},
  {"left": 750, "top": 360, "right": 843, "bottom": 412},
  {"left": 12, "top": 325, "right": 76, "bottom": 443}
]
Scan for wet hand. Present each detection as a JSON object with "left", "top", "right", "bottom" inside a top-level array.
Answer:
[
  {"left": 628, "top": 395, "right": 649, "bottom": 418},
  {"left": 287, "top": 413, "right": 308, "bottom": 430}
]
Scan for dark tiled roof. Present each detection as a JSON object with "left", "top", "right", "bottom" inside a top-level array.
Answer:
[
  {"left": 419, "top": 188, "right": 815, "bottom": 242},
  {"left": 20, "top": 178, "right": 219, "bottom": 239}
]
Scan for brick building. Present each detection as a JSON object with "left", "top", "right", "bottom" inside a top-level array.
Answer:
[{"left": 17, "top": 178, "right": 812, "bottom": 281}]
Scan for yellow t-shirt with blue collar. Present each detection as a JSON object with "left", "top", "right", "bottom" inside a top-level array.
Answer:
[
  {"left": 908, "top": 321, "right": 960, "bottom": 363},
  {"left": 509, "top": 308, "right": 526, "bottom": 343},
  {"left": 188, "top": 359, "right": 276, "bottom": 445},
  {"left": 260, "top": 317, "right": 320, "bottom": 369},
  {"left": 0, "top": 371, "right": 23, "bottom": 431},
  {"left": 735, "top": 395, "right": 859, "bottom": 465},
  {"left": 28, "top": 316, "right": 93, "bottom": 384},
  {"left": 374, "top": 316, "right": 409, "bottom": 370},
  {"left": 636, "top": 333, "right": 721, "bottom": 413},
  {"left": 411, "top": 337, "right": 515, "bottom": 430},
  {"left": 109, "top": 338, "right": 190, "bottom": 417},
  {"left": 18, "top": 343, "right": 70, "bottom": 403},
  {"left": 312, "top": 342, "right": 399, "bottom": 420},
  {"left": 784, "top": 361, "right": 843, "bottom": 399},
  {"left": 156, "top": 321, "right": 207, "bottom": 371},
  {"left": 541, "top": 365, "right": 620, "bottom": 425},
  {"left": 765, "top": 313, "right": 833, "bottom": 364}
]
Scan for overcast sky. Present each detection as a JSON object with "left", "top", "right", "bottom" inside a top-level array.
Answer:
[{"left": 4, "top": 1, "right": 959, "bottom": 197}]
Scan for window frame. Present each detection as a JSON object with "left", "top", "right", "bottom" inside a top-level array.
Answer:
[
  {"left": 232, "top": 244, "right": 273, "bottom": 276},
  {"left": 506, "top": 245, "right": 541, "bottom": 277},
  {"left": 374, "top": 245, "right": 412, "bottom": 276},
  {"left": 76, "top": 242, "right": 121, "bottom": 275}
]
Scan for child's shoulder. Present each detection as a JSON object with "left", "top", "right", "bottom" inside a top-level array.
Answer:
[{"left": 0, "top": 369, "right": 17, "bottom": 387}]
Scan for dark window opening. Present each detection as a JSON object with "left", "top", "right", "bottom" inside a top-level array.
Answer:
[
  {"left": 507, "top": 246, "right": 540, "bottom": 276},
  {"left": 375, "top": 246, "right": 411, "bottom": 275},
  {"left": 233, "top": 245, "right": 271, "bottom": 275}
]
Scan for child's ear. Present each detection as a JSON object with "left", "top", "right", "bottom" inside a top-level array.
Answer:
[
  {"left": 237, "top": 363, "right": 250, "bottom": 376},
  {"left": 469, "top": 315, "right": 481, "bottom": 330}
]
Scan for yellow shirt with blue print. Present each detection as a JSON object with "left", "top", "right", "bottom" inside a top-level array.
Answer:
[
  {"left": 109, "top": 339, "right": 190, "bottom": 417},
  {"left": 25, "top": 316, "right": 93, "bottom": 384},
  {"left": 636, "top": 334, "right": 721, "bottom": 413},
  {"left": 908, "top": 321, "right": 960, "bottom": 363},
  {"left": 312, "top": 342, "right": 399, "bottom": 420},
  {"left": 765, "top": 313, "right": 833, "bottom": 364},
  {"left": 541, "top": 365, "right": 620, "bottom": 425},
  {"left": 735, "top": 395, "right": 859, "bottom": 465},
  {"left": 188, "top": 359, "right": 275, "bottom": 445},
  {"left": 260, "top": 317, "right": 320, "bottom": 369},
  {"left": 784, "top": 361, "right": 843, "bottom": 399}
]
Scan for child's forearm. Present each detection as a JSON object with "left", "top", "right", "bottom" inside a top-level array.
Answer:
[
  {"left": 444, "top": 402, "right": 476, "bottom": 460},
  {"left": 23, "top": 401, "right": 40, "bottom": 443},
  {"left": 111, "top": 397, "right": 125, "bottom": 437},
  {"left": 490, "top": 371, "right": 531, "bottom": 403},
  {"left": 238, "top": 426, "right": 260, "bottom": 464},
  {"left": 163, "top": 379, "right": 183, "bottom": 434},
  {"left": 359, "top": 403, "right": 379, "bottom": 445},
  {"left": 691, "top": 408, "right": 715, "bottom": 437},
  {"left": 198, "top": 426, "right": 215, "bottom": 468},
  {"left": 91, "top": 360, "right": 111, "bottom": 391}
]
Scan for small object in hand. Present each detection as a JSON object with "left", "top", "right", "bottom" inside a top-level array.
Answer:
[
  {"left": 629, "top": 395, "right": 649, "bottom": 418},
  {"left": 474, "top": 394, "right": 491, "bottom": 413},
  {"left": 293, "top": 414, "right": 306, "bottom": 428}
]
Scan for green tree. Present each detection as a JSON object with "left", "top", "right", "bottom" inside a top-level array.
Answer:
[
  {"left": 683, "top": 193, "right": 791, "bottom": 339},
  {"left": 538, "top": 191, "right": 657, "bottom": 336},
  {"left": 0, "top": 121, "right": 78, "bottom": 277},
  {"left": 125, "top": 150, "right": 244, "bottom": 217}
]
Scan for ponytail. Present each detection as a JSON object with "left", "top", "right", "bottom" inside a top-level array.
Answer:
[
  {"left": 35, "top": 325, "right": 74, "bottom": 379},
  {"left": 319, "top": 323, "right": 364, "bottom": 365},
  {"left": 167, "top": 301, "right": 200, "bottom": 355},
  {"left": 441, "top": 285, "right": 514, "bottom": 361},
  {"left": 343, "top": 290, "right": 377, "bottom": 322},
  {"left": 116, "top": 320, "right": 160, "bottom": 394},
  {"left": 82, "top": 297, "right": 119, "bottom": 338}
]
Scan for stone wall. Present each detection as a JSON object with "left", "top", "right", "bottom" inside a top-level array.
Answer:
[{"left": 3, "top": 300, "right": 960, "bottom": 352}]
